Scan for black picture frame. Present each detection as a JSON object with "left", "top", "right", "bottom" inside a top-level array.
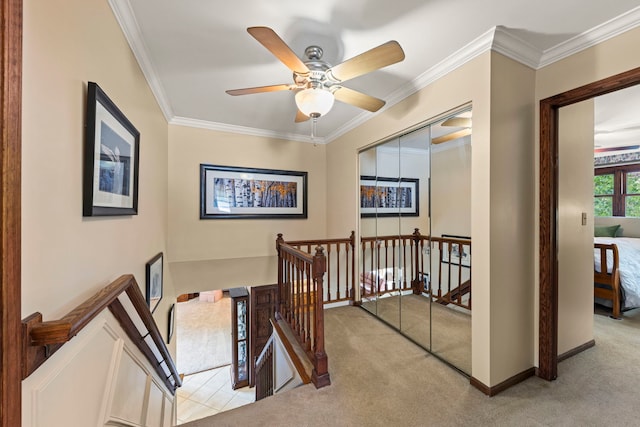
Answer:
[
  {"left": 167, "top": 303, "right": 175, "bottom": 344},
  {"left": 360, "top": 175, "right": 419, "bottom": 218},
  {"left": 145, "top": 252, "right": 163, "bottom": 313},
  {"left": 83, "top": 81, "right": 140, "bottom": 216},
  {"left": 200, "top": 164, "right": 308, "bottom": 219}
]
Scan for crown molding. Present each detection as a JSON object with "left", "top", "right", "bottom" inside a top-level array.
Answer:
[
  {"left": 324, "top": 27, "right": 497, "bottom": 143},
  {"left": 492, "top": 26, "right": 541, "bottom": 69},
  {"left": 539, "top": 6, "right": 640, "bottom": 68},
  {"left": 108, "top": 0, "right": 174, "bottom": 121},
  {"left": 170, "top": 116, "right": 325, "bottom": 144}
]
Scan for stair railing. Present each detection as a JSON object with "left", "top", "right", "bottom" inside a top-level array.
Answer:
[
  {"left": 276, "top": 235, "right": 330, "bottom": 388},
  {"left": 21, "top": 274, "right": 182, "bottom": 393}
]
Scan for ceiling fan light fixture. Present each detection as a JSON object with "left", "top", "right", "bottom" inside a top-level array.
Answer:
[{"left": 295, "top": 88, "right": 335, "bottom": 118}]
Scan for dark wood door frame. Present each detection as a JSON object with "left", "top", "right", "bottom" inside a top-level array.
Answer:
[
  {"left": 538, "top": 66, "right": 640, "bottom": 380},
  {"left": 1, "top": 0, "right": 22, "bottom": 425}
]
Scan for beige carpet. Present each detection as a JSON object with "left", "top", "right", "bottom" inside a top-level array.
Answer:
[
  {"left": 183, "top": 305, "right": 640, "bottom": 426},
  {"left": 176, "top": 296, "right": 232, "bottom": 375}
]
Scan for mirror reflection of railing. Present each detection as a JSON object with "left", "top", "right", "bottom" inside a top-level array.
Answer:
[{"left": 279, "top": 230, "right": 472, "bottom": 310}]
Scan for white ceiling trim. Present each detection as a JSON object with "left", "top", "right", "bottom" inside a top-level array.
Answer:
[
  {"left": 170, "top": 116, "right": 323, "bottom": 144},
  {"left": 538, "top": 6, "right": 640, "bottom": 68},
  {"left": 492, "top": 26, "right": 541, "bottom": 69},
  {"left": 324, "top": 27, "right": 497, "bottom": 143},
  {"left": 108, "top": 0, "right": 174, "bottom": 121}
]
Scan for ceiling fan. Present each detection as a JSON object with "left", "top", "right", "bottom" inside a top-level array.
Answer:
[
  {"left": 432, "top": 114, "right": 472, "bottom": 144},
  {"left": 226, "top": 27, "right": 406, "bottom": 125}
]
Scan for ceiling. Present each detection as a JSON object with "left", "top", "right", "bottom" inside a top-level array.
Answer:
[{"left": 111, "top": 1, "right": 640, "bottom": 143}]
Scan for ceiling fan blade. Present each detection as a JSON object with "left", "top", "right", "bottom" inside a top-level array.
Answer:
[
  {"left": 432, "top": 129, "right": 472, "bottom": 144},
  {"left": 295, "top": 110, "right": 310, "bottom": 123},
  {"left": 226, "top": 84, "right": 293, "bottom": 96},
  {"left": 247, "top": 27, "right": 310, "bottom": 75},
  {"left": 328, "top": 41, "right": 405, "bottom": 83},
  {"left": 334, "top": 87, "right": 385, "bottom": 112},
  {"left": 441, "top": 117, "right": 472, "bottom": 128}
]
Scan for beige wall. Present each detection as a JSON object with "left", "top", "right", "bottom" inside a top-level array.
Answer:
[
  {"left": 22, "top": 0, "right": 175, "bottom": 353},
  {"left": 534, "top": 26, "right": 640, "bottom": 364},
  {"left": 558, "top": 101, "right": 595, "bottom": 355},
  {"left": 488, "top": 52, "right": 536, "bottom": 384},
  {"left": 167, "top": 125, "right": 327, "bottom": 291}
]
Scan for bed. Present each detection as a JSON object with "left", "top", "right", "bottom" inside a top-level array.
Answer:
[{"left": 594, "top": 236, "right": 640, "bottom": 318}]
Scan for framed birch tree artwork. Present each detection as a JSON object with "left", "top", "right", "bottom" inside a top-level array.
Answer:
[{"left": 200, "top": 164, "right": 307, "bottom": 219}]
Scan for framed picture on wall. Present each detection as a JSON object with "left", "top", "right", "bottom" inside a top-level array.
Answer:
[
  {"left": 146, "top": 252, "right": 163, "bottom": 313},
  {"left": 167, "top": 303, "right": 175, "bottom": 344},
  {"left": 360, "top": 175, "right": 419, "bottom": 217},
  {"left": 440, "top": 235, "right": 471, "bottom": 268},
  {"left": 200, "top": 164, "right": 307, "bottom": 219},
  {"left": 83, "top": 81, "right": 140, "bottom": 216}
]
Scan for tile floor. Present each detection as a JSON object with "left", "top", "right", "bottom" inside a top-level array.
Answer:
[{"left": 176, "top": 365, "right": 255, "bottom": 424}]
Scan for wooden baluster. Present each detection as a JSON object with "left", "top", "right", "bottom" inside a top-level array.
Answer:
[
  {"left": 350, "top": 231, "right": 356, "bottom": 302},
  {"left": 336, "top": 243, "right": 341, "bottom": 301},
  {"left": 457, "top": 243, "right": 463, "bottom": 305},
  {"left": 438, "top": 241, "right": 443, "bottom": 300},
  {"left": 306, "top": 262, "right": 312, "bottom": 350},
  {"left": 327, "top": 243, "right": 332, "bottom": 303},
  {"left": 412, "top": 228, "right": 421, "bottom": 295}
]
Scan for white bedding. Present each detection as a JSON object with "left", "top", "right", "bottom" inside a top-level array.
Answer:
[{"left": 594, "top": 237, "right": 640, "bottom": 309}]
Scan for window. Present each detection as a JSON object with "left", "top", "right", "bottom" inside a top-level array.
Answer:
[{"left": 594, "top": 164, "right": 640, "bottom": 217}]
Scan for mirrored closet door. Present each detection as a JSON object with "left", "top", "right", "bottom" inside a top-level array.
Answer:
[{"left": 358, "top": 107, "right": 472, "bottom": 375}]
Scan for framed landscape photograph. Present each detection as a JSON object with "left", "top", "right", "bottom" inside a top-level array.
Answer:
[
  {"left": 83, "top": 81, "right": 140, "bottom": 216},
  {"left": 200, "top": 164, "right": 307, "bottom": 219},
  {"left": 146, "top": 252, "right": 163, "bottom": 313},
  {"left": 360, "top": 176, "right": 419, "bottom": 218}
]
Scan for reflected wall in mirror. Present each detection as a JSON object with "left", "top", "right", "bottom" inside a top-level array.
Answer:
[{"left": 358, "top": 107, "right": 472, "bottom": 375}]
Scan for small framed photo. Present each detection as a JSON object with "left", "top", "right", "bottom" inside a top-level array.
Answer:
[
  {"left": 200, "top": 164, "right": 307, "bottom": 219},
  {"left": 360, "top": 175, "right": 419, "bottom": 218},
  {"left": 167, "top": 304, "right": 175, "bottom": 344},
  {"left": 145, "top": 252, "right": 163, "bottom": 313},
  {"left": 83, "top": 81, "right": 140, "bottom": 216}
]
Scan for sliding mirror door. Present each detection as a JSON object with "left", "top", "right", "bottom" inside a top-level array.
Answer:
[
  {"left": 398, "top": 127, "right": 431, "bottom": 349},
  {"left": 429, "top": 111, "right": 472, "bottom": 375},
  {"left": 359, "top": 138, "right": 403, "bottom": 329},
  {"left": 358, "top": 107, "right": 471, "bottom": 376}
]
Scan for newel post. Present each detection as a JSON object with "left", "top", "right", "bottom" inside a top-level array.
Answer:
[
  {"left": 412, "top": 228, "right": 422, "bottom": 295},
  {"left": 276, "top": 233, "right": 284, "bottom": 315},
  {"left": 311, "top": 246, "right": 330, "bottom": 388}
]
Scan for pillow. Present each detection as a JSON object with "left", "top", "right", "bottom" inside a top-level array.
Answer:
[{"left": 594, "top": 224, "right": 620, "bottom": 237}]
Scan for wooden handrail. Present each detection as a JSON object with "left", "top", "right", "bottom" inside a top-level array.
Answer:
[
  {"left": 21, "top": 274, "right": 182, "bottom": 394},
  {"left": 282, "top": 231, "right": 356, "bottom": 305}
]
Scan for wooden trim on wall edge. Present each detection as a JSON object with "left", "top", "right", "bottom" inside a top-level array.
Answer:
[
  {"left": 470, "top": 367, "right": 536, "bottom": 397},
  {"left": 1, "top": 0, "right": 23, "bottom": 426}
]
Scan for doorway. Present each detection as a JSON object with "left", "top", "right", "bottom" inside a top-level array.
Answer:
[{"left": 538, "top": 66, "right": 640, "bottom": 381}]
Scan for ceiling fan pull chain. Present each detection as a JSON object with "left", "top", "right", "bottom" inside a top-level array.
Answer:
[{"left": 310, "top": 117, "right": 318, "bottom": 143}]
